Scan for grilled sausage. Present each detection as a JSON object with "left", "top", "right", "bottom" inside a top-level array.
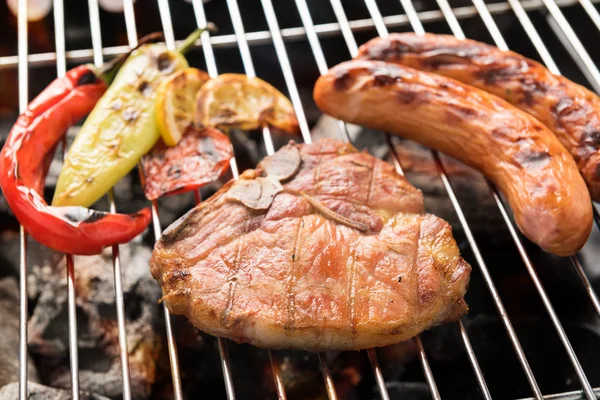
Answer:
[
  {"left": 313, "top": 60, "right": 592, "bottom": 256},
  {"left": 357, "top": 33, "right": 600, "bottom": 201}
]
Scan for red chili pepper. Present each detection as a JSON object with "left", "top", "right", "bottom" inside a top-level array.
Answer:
[{"left": 0, "top": 65, "right": 151, "bottom": 255}]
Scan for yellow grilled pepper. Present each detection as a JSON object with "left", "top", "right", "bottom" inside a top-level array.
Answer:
[{"left": 52, "top": 30, "right": 207, "bottom": 207}]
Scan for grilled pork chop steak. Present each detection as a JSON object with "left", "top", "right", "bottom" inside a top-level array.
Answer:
[{"left": 150, "top": 139, "right": 471, "bottom": 351}]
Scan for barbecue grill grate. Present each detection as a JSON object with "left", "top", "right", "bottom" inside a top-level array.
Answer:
[{"left": 6, "top": 0, "right": 600, "bottom": 399}]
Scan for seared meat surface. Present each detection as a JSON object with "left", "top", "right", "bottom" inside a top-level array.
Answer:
[{"left": 150, "top": 139, "right": 470, "bottom": 351}]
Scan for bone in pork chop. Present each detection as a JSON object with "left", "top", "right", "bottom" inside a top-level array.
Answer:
[{"left": 150, "top": 139, "right": 471, "bottom": 351}]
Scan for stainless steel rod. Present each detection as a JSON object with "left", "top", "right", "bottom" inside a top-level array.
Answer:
[
  {"left": 317, "top": 353, "right": 339, "bottom": 400},
  {"left": 191, "top": 2, "right": 239, "bottom": 398},
  {"left": 542, "top": 0, "right": 600, "bottom": 92},
  {"left": 505, "top": 0, "right": 560, "bottom": 73},
  {"left": 17, "top": 0, "right": 29, "bottom": 397},
  {"left": 66, "top": 254, "right": 80, "bottom": 399},
  {"left": 393, "top": 2, "right": 492, "bottom": 396},
  {"left": 359, "top": 2, "right": 443, "bottom": 397},
  {"left": 472, "top": 0, "right": 508, "bottom": 49},
  {"left": 415, "top": 336, "right": 441, "bottom": 400},
  {"left": 150, "top": 1, "right": 188, "bottom": 398},
  {"left": 55, "top": 0, "right": 81, "bottom": 397},
  {"left": 0, "top": 0, "right": 593, "bottom": 70},
  {"left": 290, "top": 1, "right": 353, "bottom": 397},
  {"left": 504, "top": 0, "right": 600, "bottom": 323},
  {"left": 466, "top": 4, "right": 595, "bottom": 398},
  {"left": 269, "top": 352, "right": 288, "bottom": 400},
  {"left": 222, "top": 0, "right": 292, "bottom": 397},
  {"left": 492, "top": 188, "right": 595, "bottom": 400},
  {"left": 150, "top": 204, "right": 184, "bottom": 400},
  {"left": 86, "top": 0, "right": 133, "bottom": 397},
  {"left": 367, "top": 349, "right": 391, "bottom": 400},
  {"left": 431, "top": 150, "right": 542, "bottom": 399},
  {"left": 578, "top": 0, "right": 600, "bottom": 31},
  {"left": 458, "top": 320, "right": 492, "bottom": 400}
]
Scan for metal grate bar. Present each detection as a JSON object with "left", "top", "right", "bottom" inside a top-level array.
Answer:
[
  {"left": 414, "top": 335, "right": 441, "bottom": 400},
  {"left": 59, "top": 7, "right": 80, "bottom": 397},
  {"left": 505, "top": 0, "right": 560, "bottom": 73},
  {"left": 570, "top": 257, "right": 600, "bottom": 318},
  {"left": 2, "top": 0, "right": 596, "bottom": 71},
  {"left": 291, "top": 0, "right": 385, "bottom": 396},
  {"left": 188, "top": 2, "right": 238, "bottom": 398},
  {"left": 435, "top": 1, "right": 597, "bottom": 398},
  {"left": 186, "top": 0, "right": 247, "bottom": 400},
  {"left": 259, "top": 0, "right": 312, "bottom": 143},
  {"left": 544, "top": 0, "right": 600, "bottom": 226},
  {"left": 389, "top": 2, "right": 493, "bottom": 397},
  {"left": 461, "top": 4, "right": 595, "bottom": 398},
  {"left": 150, "top": 207, "right": 184, "bottom": 400},
  {"left": 472, "top": 0, "right": 509, "bottom": 49},
  {"left": 139, "top": 2, "right": 187, "bottom": 398},
  {"left": 12, "top": 1, "right": 600, "bottom": 399},
  {"left": 317, "top": 353, "right": 339, "bottom": 400},
  {"left": 86, "top": 1, "right": 133, "bottom": 397},
  {"left": 222, "top": 0, "right": 309, "bottom": 396},
  {"left": 329, "top": 0, "right": 359, "bottom": 56},
  {"left": 366, "top": 349, "right": 391, "bottom": 400},
  {"left": 322, "top": 1, "right": 440, "bottom": 398},
  {"left": 399, "top": 0, "right": 426, "bottom": 35},
  {"left": 122, "top": 0, "right": 137, "bottom": 47},
  {"left": 269, "top": 352, "right": 287, "bottom": 400},
  {"left": 65, "top": 254, "right": 80, "bottom": 399},
  {"left": 293, "top": 0, "right": 477, "bottom": 398},
  {"left": 457, "top": 320, "right": 492, "bottom": 400},
  {"left": 542, "top": 0, "right": 600, "bottom": 92},
  {"left": 492, "top": 187, "right": 595, "bottom": 400},
  {"left": 17, "top": 0, "right": 28, "bottom": 397},
  {"left": 504, "top": 0, "right": 600, "bottom": 323},
  {"left": 578, "top": 0, "right": 600, "bottom": 31}
]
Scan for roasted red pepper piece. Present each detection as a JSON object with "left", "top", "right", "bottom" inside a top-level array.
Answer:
[
  {"left": 0, "top": 65, "right": 151, "bottom": 255},
  {"left": 141, "top": 126, "right": 232, "bottom": 200}
]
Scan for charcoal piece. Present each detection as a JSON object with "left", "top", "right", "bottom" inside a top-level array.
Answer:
[
  {"left": 379, "top": 381, "right": 431, "bottom": 400},
  {"left": 0, "top": 277, "right": 39, "bottom": 387},
  {"left": 0, "top": 381, "right": 109, "bottom": 400},
  {"left": 0, "top": 230, "right": 63, "bottom": 285},
  {"left": 28, "top": 242, "right": 162, "bottom": 399}
]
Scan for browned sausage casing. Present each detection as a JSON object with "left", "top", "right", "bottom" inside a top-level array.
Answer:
[
  {"left": 313, "top": 60, "right": 592, "bottom": 256},
  {"left": 357, "top": 33, "right": 600, "bottom": 201}
]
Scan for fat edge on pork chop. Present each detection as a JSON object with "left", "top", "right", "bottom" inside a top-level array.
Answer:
[{"left": 150, "top": 139, "right": 471, "bottom": 351}]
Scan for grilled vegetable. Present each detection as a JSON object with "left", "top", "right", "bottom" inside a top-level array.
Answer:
[
  {"left": 0, "top": 64, "right": 151, "bottom": 255},
  {"left": 52, "top": 29, "right": 208, "bottom": 208},
  {"left": 195, "top": 74, "right": 299, "bottom": 133},
  {"left": 141, "top": 126, "right": 232, "bottom": 200},
  {"left": 156, "top": 68, "right": 211, "bottom": 146}
]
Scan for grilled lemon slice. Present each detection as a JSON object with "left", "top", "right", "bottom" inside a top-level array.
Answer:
[
  {"left": 156, "top": 67, "right": 210, "bottom": 146},
  {"left": 195, "top": 73, "right": 299, "bottom": 133}
]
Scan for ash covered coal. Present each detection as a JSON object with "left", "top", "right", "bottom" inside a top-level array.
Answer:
[
  {"left": 0, "top": 381, "right": 109, "bottom": 400},
  {"left": 0, "top": 277, "right": 39, "bottom": 387},
  {"left": 27, "top": 241, "right": 162, "bottom": 399}
]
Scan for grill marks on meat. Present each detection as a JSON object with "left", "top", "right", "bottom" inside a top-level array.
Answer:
[
  {"left": 357, "top": 33, "right": 600, "bottom": 200},
  {"left": 151, "top": 139, "right": 471, "bottom": 351}
]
